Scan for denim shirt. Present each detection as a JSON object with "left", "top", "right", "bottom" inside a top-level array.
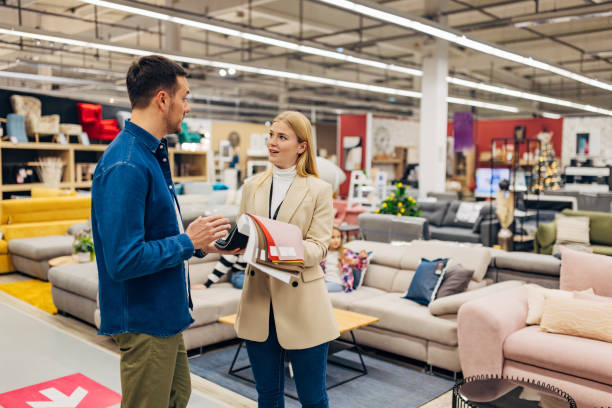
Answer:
[{"left": 92, "top": 121, "right": 196, "bottom": 337}]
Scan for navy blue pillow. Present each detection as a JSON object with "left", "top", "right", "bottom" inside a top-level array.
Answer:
[{"left": 403, "top": 258, "right": 449, "bottom": 305}]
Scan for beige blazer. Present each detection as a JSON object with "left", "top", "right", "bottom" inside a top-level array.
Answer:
[{"left": 234, "top": 172, "right": 340, "bottom": 349}]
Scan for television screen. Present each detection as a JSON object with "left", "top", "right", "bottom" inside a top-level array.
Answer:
[{"left": 475, "top": 168, "right": 511, "bottom": 195}]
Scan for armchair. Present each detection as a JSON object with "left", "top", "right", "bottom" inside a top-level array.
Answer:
[
  {"left": 77, "top": 103, "right": 120, "bottom": 142},
  {"left": 10, "top": 95, "right": 60, "bottom": 142}
]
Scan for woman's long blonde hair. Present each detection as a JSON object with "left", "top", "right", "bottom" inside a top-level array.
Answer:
[{"left": 259, "top": 111, "right": 319, "bottom": 184}]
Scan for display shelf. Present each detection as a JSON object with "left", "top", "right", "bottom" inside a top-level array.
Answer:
[{"left": 0, "top": 142, "right": 208, "bottom": 196}]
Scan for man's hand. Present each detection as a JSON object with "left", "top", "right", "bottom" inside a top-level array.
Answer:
[{"left": 185, "top": 215, "right": 230, "bottom": 250}]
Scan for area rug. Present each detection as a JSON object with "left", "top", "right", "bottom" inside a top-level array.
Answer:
[
  {"left": 189, "top": 344, "right": 453, "bottom": 408},
  {"left": 0, "top": 280, "right": 57, "bottom": 314}
]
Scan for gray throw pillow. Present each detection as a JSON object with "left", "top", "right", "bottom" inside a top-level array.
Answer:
[{"left": 436, "top": 263, "right": 474, "bottom": 298}]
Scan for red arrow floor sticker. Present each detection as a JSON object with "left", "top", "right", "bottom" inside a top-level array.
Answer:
[{"left": 0, "top": 373, "right": 121, "bottom": 408}]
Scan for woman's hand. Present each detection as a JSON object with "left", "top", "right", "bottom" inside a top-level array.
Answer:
[
  {"left": 359, "top": 250, "right": 367, "bottom": 259},
  {"left": 191, "top": 284, "right": 207, "bottom": 290}
]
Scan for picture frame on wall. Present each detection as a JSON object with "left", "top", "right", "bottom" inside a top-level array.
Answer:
[
  {"left": 576, "top": 133, "right": 589, "bottom": 155},
  {"left": 514, "top": 125, "right": 526, "bottom": 142}
]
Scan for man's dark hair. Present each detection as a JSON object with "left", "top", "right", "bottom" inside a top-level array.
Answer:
[{"left": 126, "top": 55, "right": 187, "bottom": 109}]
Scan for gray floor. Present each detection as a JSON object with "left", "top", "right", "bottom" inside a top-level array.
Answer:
[{"left": 0, "top": 301, "right": 224, "bottom": 408}]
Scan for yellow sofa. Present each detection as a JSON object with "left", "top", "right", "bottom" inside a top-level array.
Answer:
[{"left": 0, "top": 196, "right": 91, "bottom": 273}]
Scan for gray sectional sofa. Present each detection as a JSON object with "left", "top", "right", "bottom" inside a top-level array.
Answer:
[{"left": 418, "top": 201, "right": 499, "bottom": 246}]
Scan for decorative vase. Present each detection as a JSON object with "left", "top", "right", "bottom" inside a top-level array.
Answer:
[{"left": 77, "top": 252, "right": 90, "bottom": 263}]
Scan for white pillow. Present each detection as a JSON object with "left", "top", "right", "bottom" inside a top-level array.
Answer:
[
  {"left": 526, "top": 284, "right": 594, "bottom": 325},
  {"left": 455, "top": 202, "right": 483, "bottom": 224},
  {"left": 555, "top": 215, "right": 590, "bottom": 245}
]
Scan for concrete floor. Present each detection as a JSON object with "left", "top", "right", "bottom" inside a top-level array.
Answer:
[{"left": 0, "top": 272, "right": 451, "bottom": 407}]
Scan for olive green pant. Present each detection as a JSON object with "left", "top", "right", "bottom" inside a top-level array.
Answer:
[{"left": 113, "top": 332, "right": 191, "bottom": 408}]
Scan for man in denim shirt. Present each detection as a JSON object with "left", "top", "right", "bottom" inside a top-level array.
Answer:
[{"left": 92, "top": 55, "right": 235, "bottom": 408}]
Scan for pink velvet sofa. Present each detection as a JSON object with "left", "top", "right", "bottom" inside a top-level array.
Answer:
[{"left": 457, "top": 248, "right": 612, "bottom": 408}]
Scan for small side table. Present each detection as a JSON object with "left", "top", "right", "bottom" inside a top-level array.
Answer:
[{"left": 49, "top": 255, "right": 79, "bottom": 268}]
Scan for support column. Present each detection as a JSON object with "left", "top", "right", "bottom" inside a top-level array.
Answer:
[
  {"left": 418, "top": 1, "right": 448, "bottom": 199},
  {"left": 164, "top": 0, "right": 181, "bottom": 51}
]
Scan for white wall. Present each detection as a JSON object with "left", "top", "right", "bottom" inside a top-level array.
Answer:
[{"left": 562, "top": 117, "right": 612, "bottom": 166}]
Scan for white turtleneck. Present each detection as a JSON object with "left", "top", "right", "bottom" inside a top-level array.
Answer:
[{"left": 270, "top": 165, "right": 296, "bottom": 218}]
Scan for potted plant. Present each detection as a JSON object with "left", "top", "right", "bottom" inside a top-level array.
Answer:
[
  {"left": 376, "top": 182, "right": 421, "bottom": 217},
  {"left": 74, "top": 236, "right": 95, "bottom": 263}
]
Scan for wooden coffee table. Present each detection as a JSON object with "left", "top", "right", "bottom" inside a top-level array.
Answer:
[
  {"left": 48, "top": 255, "right": 79, "bottom": 268},
  {"left": 219, "top": 308, "right": 379, "bottom": 397}
]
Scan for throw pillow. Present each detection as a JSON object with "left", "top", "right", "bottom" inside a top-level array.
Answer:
[
  {"left": 560, "top": 247, "right": 612, "bottom": 297},
  {"left": 540, "top": 296, "right": 612, "bottom": 343},
  {"left": 574, "top": 292, "right": 612, "bottom": 303},
  {"left": 435, "top": 263, "right": 474, "bottom": 299},
  {"left": 341, "top": 249, "right": 373, "bottom": 291},
  {"left": 555, "top": 215, "right": 590, "bottom": 245},
  {"left": 455, "top": 202, "right": 483, "bottom": 224},
  {"left": 525, "top": 284, "right": 594, "bottom": 325},
  {"left": 403, "top": 258, "right": 448, "bottom": 305}
]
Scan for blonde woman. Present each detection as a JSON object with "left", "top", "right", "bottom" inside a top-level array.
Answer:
[{"left": 235, "top": 111, "right": 339, "bottom": 407}]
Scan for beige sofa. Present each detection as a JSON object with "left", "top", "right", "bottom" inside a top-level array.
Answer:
[
  {"left": 333, "top": 240, "right": 522, "bottom": 373},
  {"left": 50, "top": 240, "right": 521, "bottom": 373}
]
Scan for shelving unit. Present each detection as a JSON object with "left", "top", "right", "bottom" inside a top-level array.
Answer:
[{"left": 0, "top": 142, "right": 207, "bottom": 197}]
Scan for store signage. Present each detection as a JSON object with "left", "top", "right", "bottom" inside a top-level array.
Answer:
[{"left": 0, "top": 373, "right": 121, "bottom": 408}]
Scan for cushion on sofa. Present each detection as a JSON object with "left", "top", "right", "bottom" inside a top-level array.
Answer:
[
  {"left": 560, "top": 247, "right": 612, "bottom": 297},
  {"left": 504, "top": 325, "right": 612, "bottom": 385},
  {"left": 418, "top": 201, "right": 449, "bottom": 227},
  {"left": 328, "top": 286, "right": 386, "bottom": 310},
  {"left": 48, "top": 262, "right": 98, "bottom": 301},
  {"left": 436, "top": 264, "right": 473, "bottom": 298},
  {"left": 0, "top": 240, "right": 7, "bottom": 254},
  {"left": 408, "top": 240, "right": 491, "bottom": 282},
  {"left": 349, "top": 293, "right": 458, "bottom": 346},
  {"left": 525, "top": 285, "right": 593, "bottom": 325},
  {"left": 404, "top": 258, "right": 448, "bottom": 305},
  {"left": 540, "top": 296, "right": 612, "bottom": 343},
  {"left": 8, "top": 235, "right": 74, "bottom": 261},
  {"left": 493, "top": 252, "right": 561, "bottom": 276},
  {"left": 556, "top": 215, "right": 590, "bottom": 244},
  {"left": 390, "top": 269, "right": 417, "bottom": 293}
]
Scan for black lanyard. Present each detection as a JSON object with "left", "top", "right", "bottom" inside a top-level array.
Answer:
[{"left": 269, "top": 180, "right": 283, "bottom": 220}]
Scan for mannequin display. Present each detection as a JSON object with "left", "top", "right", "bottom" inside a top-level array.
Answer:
[{"left": 496, "top": 179, "right": 514, "bottom": 251}]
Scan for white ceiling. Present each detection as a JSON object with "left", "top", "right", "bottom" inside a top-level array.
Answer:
[{"left": 0, "top": 0, "right": 611, "bottom": 122}]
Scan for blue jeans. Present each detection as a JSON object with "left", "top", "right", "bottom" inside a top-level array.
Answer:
[
  {"left": 245, "top": 309, "right": 329, "bottom": 408},
  {"left": 231, "top": 271, "right": 245, "bottom": 289},
  {"left": 325, "top": 281, "right": 343, "bottom": 292}
]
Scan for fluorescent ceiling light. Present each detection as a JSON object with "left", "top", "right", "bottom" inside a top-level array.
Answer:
[
  {"left": 0, "top": 26, "right": 518, "bottom": 113},
  {"left": 318, "top": 0, "right": 612, "bottom": 93},
  {"left": 77, "top": 0, "right": 612, "bottom": 116},
  {"left": 79, "top": 0, "right": 423, "bottom": 76},
  {"left": 514, "top": 11, "right": 612, "bottom": 28},
  {"left": 447, "top": 77, "right": 612, "bottom": 116},
  {"left": 541, "top": 112, "right": 562, "bottom": 119}
]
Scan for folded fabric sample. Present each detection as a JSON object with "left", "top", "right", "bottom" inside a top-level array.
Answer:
[
  {"left": 214, "top": 224, "right": 249, "bottom": 250},
  {"left": 540, "top": 296, "right": 612, "bottom": 343},
  {"left": 238, "top": 213, "right": 305, "bottom": 284}
]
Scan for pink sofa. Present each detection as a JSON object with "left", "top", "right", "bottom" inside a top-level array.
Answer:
[{"left": 457, "top": 248, "right": 612, "bottom": 408}]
